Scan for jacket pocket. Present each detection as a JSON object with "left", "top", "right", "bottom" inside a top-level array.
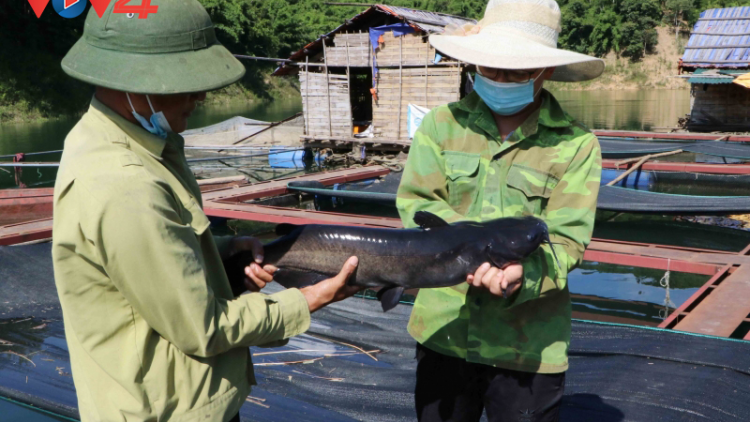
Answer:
[
  {"left": 506, "top": 164, "right": 559, "bottom": 216},
  {"left": 443, "top": 151, "right": 481, "bottom": 213}
]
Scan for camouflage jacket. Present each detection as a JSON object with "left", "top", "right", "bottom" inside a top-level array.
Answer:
[{"left": 396, "top": 90, "right": 602, "bottom": 374}]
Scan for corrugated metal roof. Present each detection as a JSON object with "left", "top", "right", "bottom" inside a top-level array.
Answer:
[
  {"left": 687, "top": 68, "right": 738, "bottom": 84},
  {"left": 682, "top": 7, "right": 750, "bottom": 68},
  {"left": 375, "top": 5, "right": 475, "bottom": 32},
  {"left": 271, "top": 5, "right": 475, "bottom": 76}
]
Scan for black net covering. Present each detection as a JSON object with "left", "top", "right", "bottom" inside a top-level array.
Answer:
[
  {"left": 599, "top": 138, "right": 750, "bottom": 160},
  {"left": 2, "top": 244, "right": 750, "bottom": 421},
  {"left": 289, "top": 182, "right": 750, "bottom": 215},
  {"left": 597, "top": 185, "right": 750, "bottom": 214}
]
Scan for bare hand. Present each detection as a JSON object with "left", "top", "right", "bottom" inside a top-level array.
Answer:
[
  {"left": 300, "top": 256, "right": 361, "bottom": 313},
  {"left": 467, "top": 263, "right": 524, "bottom": 298},
  {"left": 228, "top": 236, "right": 274, "bottom": 292}
]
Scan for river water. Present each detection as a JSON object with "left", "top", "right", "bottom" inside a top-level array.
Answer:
[{"left": 0, "top": 89, "right": 741, "bottom": 328}]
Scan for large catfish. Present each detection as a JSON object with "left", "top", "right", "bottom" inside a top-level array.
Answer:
[{"left": 224, "top": 211, "right": 557, "bottom": 311}]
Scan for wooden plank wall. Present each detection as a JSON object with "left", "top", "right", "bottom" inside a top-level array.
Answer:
[
  {"left": 372, "top": 66, "right": 461, "bottom": 139},
  {"left": 690, "top": 84, "right": 750, "bottom": 131},
  {"left": 375, "top": 32, "right": 437, "bottom": 67},
  {"left": 327, "top": 32, "right": 371, "bottom": 67},
  {"left": 299, "top": 72, "right": 352, "bottom": 137}
]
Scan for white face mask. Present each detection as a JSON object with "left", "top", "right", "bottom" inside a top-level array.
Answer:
[{"left": 126, "top": 93, "right": 173, "bottom": 139}]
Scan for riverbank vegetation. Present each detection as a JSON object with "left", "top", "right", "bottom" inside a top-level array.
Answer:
[{"left": 0, "top": 0, "right": 746, "bottom": 123}]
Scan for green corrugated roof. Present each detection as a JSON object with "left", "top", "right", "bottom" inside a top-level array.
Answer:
[{"left": 688, "top": 68, "right": 741, "bottom": 84}]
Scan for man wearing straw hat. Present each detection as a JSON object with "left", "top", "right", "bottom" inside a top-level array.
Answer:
[
  {"left": 397, "top": 0, "right": 603, "bottom": 420},
  {"left": 52, "top": 1, "right": 359, "bottom": 421}
]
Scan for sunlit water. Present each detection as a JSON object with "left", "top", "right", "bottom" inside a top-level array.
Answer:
[
  {"left": 552, "top": 89, "right": 691, "bottom": 132},
  {"left": 0, "top": 98, "right": 302, "bottom": 190}
]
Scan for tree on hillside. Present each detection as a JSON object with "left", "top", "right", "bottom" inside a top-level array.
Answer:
[
  {"left": 664, "top": 0, "right": 695, "bottom": 43},
  {"left": 620, "top": 0, "right": 662, "bottom": 60},
  {"left": 589, "top": 7, "right": 623, "bottom": 57},
  {"left": 558, "top": 0, "right": 595, "bottom": 54},
  {"left": 0, "top": 2, "right": 91, "bottom": 119}
]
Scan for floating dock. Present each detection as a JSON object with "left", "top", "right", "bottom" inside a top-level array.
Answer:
[
  {"left": 601, "top": 160, "right": 750, "bottom": 175},
  {"left": 660, "top": 244, "right": 750, "bottom": 339},
  {"left": 1, "top": 165, "right": 749, "bottom": 339},
  {"left": 593, "top": 130, "right": 750, "bottom": 143}
]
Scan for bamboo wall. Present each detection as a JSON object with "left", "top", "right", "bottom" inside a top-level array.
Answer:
[
  {"left": 375, "top": 32, "right": 437, "bottom": 67},
  {"left": 301, "top": 29, "right": 462, "bottom": 142},
  {"left": 325, "top": 31, "right": 445, "bottom": 68},
  {"left": 327, "top": 32, "right": 371, "bottom": 67},
  {"left": 689, "top": 84, "right": 750, "bottom": 131},
  {"left": 299, "top": 72, "right": 353, "bottom": 138},
  {"left": 372, "top": 66, "right": 462, "bottom": 140}
]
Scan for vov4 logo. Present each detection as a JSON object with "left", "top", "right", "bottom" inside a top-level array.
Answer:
[{"left": 27, "top": 0, "right": 158, "bottom": 19}]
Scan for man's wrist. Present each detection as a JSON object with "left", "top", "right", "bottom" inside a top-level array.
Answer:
[{"left": 301, "top": 285, "right": 328, "bottom": 313}]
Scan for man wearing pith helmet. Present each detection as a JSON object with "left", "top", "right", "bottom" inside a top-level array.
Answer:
[
  {"left": 53, "top": 1, "right": 360, "bottom": 421},
  {"left": 397, "top": 0, "right": 603, "bottom": 420}
]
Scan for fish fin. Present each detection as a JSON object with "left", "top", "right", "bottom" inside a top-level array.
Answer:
[
  {"left": 376, "top": 286, "right": 405, "bottom": 312},
  {"left": 275, "top": 224, "right": 300, "bottom": 236},
  {"left": 273, "top": 268, "right": 329, "bottom": 288},
  {"left": 413, "top": 211, "right": 449, "bottom": 230}
]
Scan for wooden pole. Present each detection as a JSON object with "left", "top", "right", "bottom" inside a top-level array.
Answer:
[
  {"left": 304, "top": 56, "right": 310, "bottom": 136},
  {"left": 346, "top": 40, "right": 353, "bottom": 136},
  {"left": 455, "top": 62, "right": 461, "bottom": 101},
  {"left": 607, "top": 150, "right": 684, "bottom": 186},
  {"left": 424, "top": 42, "right": 429, "bottom": 108},
  {"left": 397, "top": 35, "right": 403, "bottom": 140},
  {"left": 613, "top": 149, "right": 685, "bottom": 167},
  {"left": 370, "top": 32, "right": 376, "bottom": 103},
  {"left": 322, "top": 41, "right": 333, "bottom": 137}
]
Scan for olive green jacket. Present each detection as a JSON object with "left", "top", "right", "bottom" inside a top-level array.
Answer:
[
  {"left": 52, "top": 98, "right": 310, "bottom": 422},
  {"left": 397, "top": 90, "right": 601, "bottom": 374}
]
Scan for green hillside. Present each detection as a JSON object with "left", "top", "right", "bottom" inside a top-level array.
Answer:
[{"left": 0, "top": 0, "right": 745, "bottom": 123}]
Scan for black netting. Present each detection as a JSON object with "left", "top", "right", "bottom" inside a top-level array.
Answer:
[
  {"left": 2, "top": 244, "right": 750, "bottom": 421},
  {"left": 0, "top": 243, "right": 61, "bottom": 319},
  {"left": 599, "top": 138, "right": 750, "bottom": 161},
  {"left": 598, "top": 186, "right": 750, "bottom": 213}
]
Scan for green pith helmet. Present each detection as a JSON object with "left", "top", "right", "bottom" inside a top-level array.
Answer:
[{"left": 61, "top": 0, "right": 245, "bottom": 94}]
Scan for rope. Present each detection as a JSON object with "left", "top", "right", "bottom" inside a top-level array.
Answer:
[
  {"left": 13, "top": 153, "right": 25, "bottom": 188},
  {"left": 659, "top": 259, "right": 676, "bottom": 320}
]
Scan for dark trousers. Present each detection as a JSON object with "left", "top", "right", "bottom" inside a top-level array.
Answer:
[
  {"left": 415, "top": 344, "right": 565, "bottom": 422},
  {"left": 228, "top": 413, "right": 240, "bottom": 422}
]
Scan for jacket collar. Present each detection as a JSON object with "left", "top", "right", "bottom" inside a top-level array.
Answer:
[
  {"left": 89, "top": 96, "right": 168, "bottom": 158},
  {"left": 454, "top": 89, "right": 573, "bottom": 143}
]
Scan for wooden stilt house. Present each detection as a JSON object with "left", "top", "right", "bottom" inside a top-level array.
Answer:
[
  {"left": 272, "top": 5, "right": 476, "bottom": 150},
  {"left": 681, "top": 7, "right": 750, "bottom": 132}
]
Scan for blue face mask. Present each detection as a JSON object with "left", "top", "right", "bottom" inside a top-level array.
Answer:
[
  {"left": 473, "top": 70, "right": 544, "bottom": 116},
  {"left": 126, "top": 93, "right": 173, "bottom": 139}
]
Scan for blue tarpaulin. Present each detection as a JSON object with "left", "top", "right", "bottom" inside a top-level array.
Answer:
[
  {"left": 368, "top": 23, "right": 415, "bottom": 52},
  {"left": 369, "top": 23, "right": 416, "bottom": 87}
]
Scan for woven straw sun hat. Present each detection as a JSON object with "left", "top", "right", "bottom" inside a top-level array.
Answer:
[
  {"left": 61, "top": 0, "right": 245, "bottom": 94},
  {"left": 430, "top": 0, "right": 604, "bottom": 82}
]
